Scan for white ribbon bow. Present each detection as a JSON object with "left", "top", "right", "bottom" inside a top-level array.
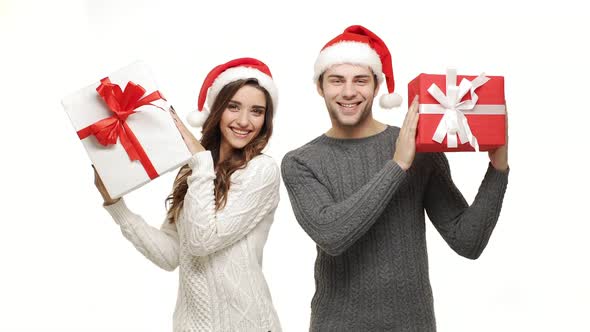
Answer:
[{"left": 427, "top": 69, "right": 490, "bottom": 151}]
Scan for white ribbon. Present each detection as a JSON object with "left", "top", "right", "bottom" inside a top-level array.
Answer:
[{"left": 426, "top": 69, "right": 492, "bottom": 151}]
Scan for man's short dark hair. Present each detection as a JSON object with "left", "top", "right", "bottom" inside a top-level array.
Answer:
[{"left": 317, "top": 72, "right": 380, "bottom": 92}]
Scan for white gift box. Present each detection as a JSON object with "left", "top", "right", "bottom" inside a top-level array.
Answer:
[{"left": 62, "top": 61, "right": 192, "bottom": 198}]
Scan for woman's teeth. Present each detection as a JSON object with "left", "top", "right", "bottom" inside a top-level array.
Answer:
[{"left": 231, "top": 128, "right": 250, "bottom": 135}]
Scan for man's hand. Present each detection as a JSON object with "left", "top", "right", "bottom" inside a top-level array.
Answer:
[
  {"left": 488, "top": 105, "right": 509, "bottom": 172},
  {"left": 393, "top": 95, "right": 419, "bottom": 171}
]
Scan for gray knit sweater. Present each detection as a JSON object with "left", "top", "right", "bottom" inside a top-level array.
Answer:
[{"left": 281, "top": 125, "right": 509, "bottom": 331}]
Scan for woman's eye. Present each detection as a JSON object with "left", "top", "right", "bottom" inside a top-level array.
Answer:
[
  {"left": 228, "top": 104, "right": 239, "bottom": 111},
  {"left": 251, "top": 108, "right": 264, "bottom": 115}
]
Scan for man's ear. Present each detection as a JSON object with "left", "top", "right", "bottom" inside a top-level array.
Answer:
[
  {"left": 316, "top": 80, "right": 324, "bottom": 97},
  {"left": 374, "top": 78, "right": 381, "bottom": 95}
]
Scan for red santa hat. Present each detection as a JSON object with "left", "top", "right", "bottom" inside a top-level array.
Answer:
[
  {"left": 187, "top": 57, "right": 278, "bottom": 128},
  {"left": 313, "top": 25, "right": 402, "bottom": 109}
]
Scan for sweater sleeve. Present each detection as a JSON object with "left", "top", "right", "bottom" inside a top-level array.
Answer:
[
  {"left": 181, "top": 151, "right": 280, "bottom": 257},
  {"left": 281, "top": 153, "right": 408, "bottom": 256},
  {"left": 104, "top": 199, "right": 179, "bottom": 271},
  {"left": 424, "top": 153, "right": 509, "bottom": 259}
]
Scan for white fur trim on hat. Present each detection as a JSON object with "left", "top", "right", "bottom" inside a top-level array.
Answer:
[
  {"left": 379, "top": 92, "right": 403, "bottom": 108},
  {"left": 186, "top": 106, "right": 210, "bottom": 128},
  {"left": 207, "top": 67, "right": 279, "bottom": 111},
  {"left": 313, "top": 41, "right": 383, "bottom": 83}
]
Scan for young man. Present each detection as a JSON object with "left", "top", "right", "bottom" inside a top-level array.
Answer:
[{"left": 281, "top": 25, "right": 509, "bottom": 331}]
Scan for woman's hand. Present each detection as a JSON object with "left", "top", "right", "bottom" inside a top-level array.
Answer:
[
  {"left": 169, "top": 106, "right": 205, "bottom": 155},
  {"left": 93, "top": 166, "right": 120, "bottom": 206}
]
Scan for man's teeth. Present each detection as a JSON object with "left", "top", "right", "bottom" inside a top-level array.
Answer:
[{"left": 341, "top": 103, "right": 357, "bottom": 108}]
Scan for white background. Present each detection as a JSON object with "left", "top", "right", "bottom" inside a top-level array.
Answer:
[{"left": 1, "top": 0, "right": 589, "bottom": 331}]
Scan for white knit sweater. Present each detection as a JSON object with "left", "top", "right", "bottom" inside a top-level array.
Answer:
[{"left": 104, "top": 151, "right": 282, "bottom": 332}]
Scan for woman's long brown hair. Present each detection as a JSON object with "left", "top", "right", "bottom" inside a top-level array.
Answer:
[{"left": 165, "top": 79, "right": 274, "bottom": 223}]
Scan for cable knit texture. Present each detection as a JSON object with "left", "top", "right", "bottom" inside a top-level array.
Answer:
[
  {"left": 281, "top": 125, "right": 509, "bottom": 331},
  {"left": 105, "top": 151, "right": 282, "bottom": 332}
]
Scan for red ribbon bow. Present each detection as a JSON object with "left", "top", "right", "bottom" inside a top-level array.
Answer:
[{"left": 77, "top": 77, "right": 166, "bottom": 180}]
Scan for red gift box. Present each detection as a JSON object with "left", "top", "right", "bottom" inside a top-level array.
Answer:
[{"left": 408, "top": 69, "right": 506, "bottom": 152}]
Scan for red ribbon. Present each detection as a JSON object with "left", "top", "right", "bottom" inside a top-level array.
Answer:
[{"left": 77, "top": 77, "right": 166, "bottom": 180}]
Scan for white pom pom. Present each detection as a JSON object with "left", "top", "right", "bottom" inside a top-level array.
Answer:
[
  {"left": 186, "top": 108, "right": 210, "bottom": 128},
  {"left": 379, "top": 93, "right": 403, "bottom": 109}
]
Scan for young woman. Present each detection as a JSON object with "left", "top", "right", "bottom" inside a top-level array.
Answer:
[{"left": 95, "top": 58, "right": 282, "bottom": 331}]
